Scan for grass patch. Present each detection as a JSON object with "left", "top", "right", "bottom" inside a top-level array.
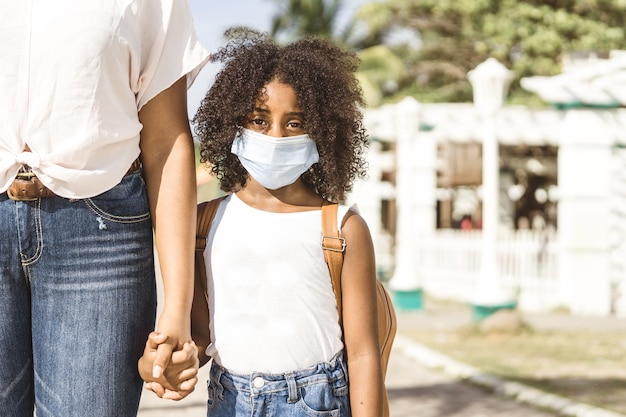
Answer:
[{"left": 405, "top": 327, "right": 626, "bottom": 414}]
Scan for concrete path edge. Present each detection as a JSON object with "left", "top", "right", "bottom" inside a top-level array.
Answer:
[{"left": 394, "top": 335, "right": 626, "bottom": 417}]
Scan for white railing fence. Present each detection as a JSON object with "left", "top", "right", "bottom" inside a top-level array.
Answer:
[{"left": 412, "top": 229, "right": 560, "bottom": 312}]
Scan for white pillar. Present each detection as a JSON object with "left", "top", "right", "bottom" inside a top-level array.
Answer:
[
  {"left": 558, "top": 110, "right": 612, "bottom": 315},
  {"left": 412, "top": 131, "right": 437, "bottom": 237},
  {"left": 349, "top": 140, "right": 394, "bottom": 277},
  {"left": 468, "top": 59, "right": 515, "bottom": 317},
  {"left": 609, "top": 145, "right": 626, "bottom": 316},
  {"left": 470, "top": 108, "right": 515, "bottom": 307},
  {"left": 388, "top": 97, "right": 424, "bottom": 309}
]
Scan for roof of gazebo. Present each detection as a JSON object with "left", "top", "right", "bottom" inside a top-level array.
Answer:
[
  {"left": 420, "top": 104, "right": 564, "bottom": 146},
  {"left": 521, "top": 50, "right": 626, "bottom": 109},
  {"left": 364, "top": 103, "right": 565, "bottom": 145},
  {"left": 365, "top": 98, "right": 626, "bottom": 148}
]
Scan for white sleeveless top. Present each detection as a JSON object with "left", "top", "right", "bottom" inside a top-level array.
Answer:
[{"left": 204, "top": 193, "right": 353, "bottom": 373}]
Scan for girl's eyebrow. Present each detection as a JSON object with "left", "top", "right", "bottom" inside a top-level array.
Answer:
[
  {"left": 252, "top": 108, "right": 305, "bottom": 118},
  {"left": 282, "top": 111, "right": 305, "bottom": 118}
]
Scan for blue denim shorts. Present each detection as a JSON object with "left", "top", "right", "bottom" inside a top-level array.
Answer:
[{"left": 207, "top": 353, "right": 351, "bottom": 417}]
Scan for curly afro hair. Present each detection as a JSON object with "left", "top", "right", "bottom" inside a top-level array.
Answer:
[{"left": 193, "top": 27, "right": 369, "bottom": 203}]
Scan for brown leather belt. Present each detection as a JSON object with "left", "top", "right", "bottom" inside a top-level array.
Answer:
[{"left": 7, "top": 159, "right": 142, "bottom": 201}]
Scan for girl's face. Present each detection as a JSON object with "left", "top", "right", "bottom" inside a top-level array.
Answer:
[{"left": 245, "top": 79, "right": 306, "bottom": 138}]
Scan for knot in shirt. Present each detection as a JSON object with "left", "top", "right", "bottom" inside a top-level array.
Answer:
[{"left": 16, "top": 151, "right": 41, "bottom": 169}]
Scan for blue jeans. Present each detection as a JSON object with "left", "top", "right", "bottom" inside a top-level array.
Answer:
[
  {"left": 207, "top": 353, "right": 351, "bottom": 417},
  {"left": 0, "top": 171, "right": 157, "bottom": 416}
]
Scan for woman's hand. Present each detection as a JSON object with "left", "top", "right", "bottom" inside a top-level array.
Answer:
[{"left": 138, "top": 332, "right": 199, "bottom": 400}]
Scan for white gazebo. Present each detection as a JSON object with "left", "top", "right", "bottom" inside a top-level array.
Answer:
[{"left": 357, "top": 50, "right": 626, "bottom": 316}]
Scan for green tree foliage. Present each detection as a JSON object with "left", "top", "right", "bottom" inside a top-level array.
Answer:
[
  {"left": 267, "top": 0, "right": 409, "bottom": 107},
  {"left": 270, "top": 0, "right": 344, "bottom": 41},
  {"left": 267, "top": 0, "right": 396, "bottom": 107},
  {"left": 356, "top": 0, "right": 626, "bottom": 106}
]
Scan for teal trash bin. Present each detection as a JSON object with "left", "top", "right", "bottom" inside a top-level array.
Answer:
[
  {"left": 393, "top": 288, "right": 423, "bottom": 311},
  {"left": 471, "top": 301, "right": 517, "bottom": 321}
]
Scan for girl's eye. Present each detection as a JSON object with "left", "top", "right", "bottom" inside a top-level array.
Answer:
[
  {"left": 250, "top": 118, "right": 266, "bottom": 126},
  {"left": 287, "top": 120, "right": 305, "bottom": 130}
]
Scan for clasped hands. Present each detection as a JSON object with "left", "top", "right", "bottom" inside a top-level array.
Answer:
[{"left": 138, "top": 332, "right": 200, "bottom": 400}]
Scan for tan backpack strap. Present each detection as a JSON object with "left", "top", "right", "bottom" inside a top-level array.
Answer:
[
  {"left": 321, "top": 202, "right": 346, "bottom": 327},
  {"left": 196, "top": 197, "right": 225, "bottom": 253},
  {"left": 195, "top": 196, "right": 225, "bottom": 298},
  {"left": 193, "top": 195, "right": 226, "bottom": 367}
]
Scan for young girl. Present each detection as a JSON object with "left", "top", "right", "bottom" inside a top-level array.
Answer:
[{"left": 142, "top": 28, "right": 383, "bottom": 416}]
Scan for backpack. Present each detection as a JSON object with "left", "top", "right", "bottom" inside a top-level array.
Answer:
[{"left": 192, "top": 196, "right": 397, "bottom": 417}]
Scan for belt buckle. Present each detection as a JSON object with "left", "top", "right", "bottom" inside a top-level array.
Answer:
[
  {"left": 8, "top": 172, "right": 41, "bottom": 201},
  {"left": 15, "top": 172, "right": 36, "bottom": 180},
  {"left": 7, "top": 188, "right": 38, "bottom": 201}
]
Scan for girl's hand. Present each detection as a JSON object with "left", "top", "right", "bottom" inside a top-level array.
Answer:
[
  {"left": 151, "top": 311, "right": 192, "bottom": 380},
  {"left": 138, "top": 332, "right": 199, "bottom": 400}
]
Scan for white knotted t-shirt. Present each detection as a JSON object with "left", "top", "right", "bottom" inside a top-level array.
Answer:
[
  {"left": 205, "top": 193, "right": 351, "bottom": 374},
  {"left": 0, "top": 0, "right": 210, "bottom": 198}
]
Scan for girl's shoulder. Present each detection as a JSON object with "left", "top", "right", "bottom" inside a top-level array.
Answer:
[
  {"left": 337, "top": 203, "right": 357, "bottom": 229},
  {"left": 339, "top": 202, "right": 367, "bottom": 235}
]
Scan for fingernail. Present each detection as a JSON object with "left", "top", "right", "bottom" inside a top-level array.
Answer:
[{"left": 152, "top": 365, "right": 162, "bottom": 378}]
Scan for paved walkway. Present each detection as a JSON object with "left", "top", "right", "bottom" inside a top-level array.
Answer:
[{"left": 386, "top": 337, "right": 557, "bottom": 417}]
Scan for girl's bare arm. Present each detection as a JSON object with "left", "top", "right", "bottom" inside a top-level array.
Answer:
[{"left": 340, "top": 211, "right": 384, "bottom": 417}]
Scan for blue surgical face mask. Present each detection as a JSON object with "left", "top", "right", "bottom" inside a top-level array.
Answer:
[{"left": 231, "top": 128, "right": 319, "bottom": 190}]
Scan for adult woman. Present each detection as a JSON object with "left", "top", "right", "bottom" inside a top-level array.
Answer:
[{"left": 0, "top": 1, "right": 209, "bottom": 415}]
